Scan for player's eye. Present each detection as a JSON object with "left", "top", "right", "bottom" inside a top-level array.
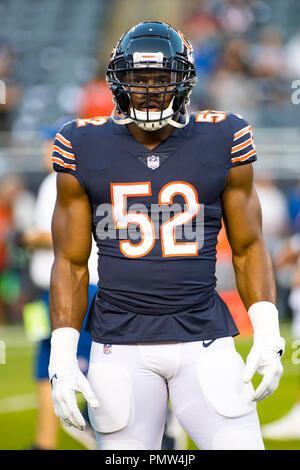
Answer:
[
  {"left": 132, "top": 77, "right": 145, "bottom": 84},
  {"left": 156, "top": 78, "right": 167, "bottom": 85}
]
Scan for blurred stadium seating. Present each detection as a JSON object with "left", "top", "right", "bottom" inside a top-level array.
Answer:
[{"left": 0, "top": 0, "right": 109, "bottom": 127}]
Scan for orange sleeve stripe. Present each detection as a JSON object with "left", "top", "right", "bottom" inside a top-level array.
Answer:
[
  {"left": 55, "top": 133, "right": 72, "bottom": 148},
  {"left": 231, "top": 137, "right": 252, "bottom": 153},
  {"left": 53, "top": 145, "right": 75, "bottom": 160},
  {"left": 52, "top": 156, "right": 76, "bottom": 170},
  {"left": 231, "top": 148, "right": 256, "bottom": 163},
  {"left": 233, "top": 125, "right": 251, "bottom": 141}
]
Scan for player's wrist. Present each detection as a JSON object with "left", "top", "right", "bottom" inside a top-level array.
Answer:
[
  {"left": 248, "top": 301, "right": 282, "bottom": 339},
  {"left": 49, "top": 327, "right": 79, "bottom": 367}
]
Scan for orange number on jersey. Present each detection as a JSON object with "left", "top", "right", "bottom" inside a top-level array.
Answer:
[
  {"left": 111, "top": 181, "right": 200, "bottom": 258},
  {"left": 77, "top": 116, "right": 108, "bottom": 127},
  {"left": 159, "top": 182, "right": 200, "bottom": 257},
  {"left": 195, "top": 110, "right": 227, "bottom": 123},
  {"left": 111, "top": 182, "right": 155, "bottom": 258}
]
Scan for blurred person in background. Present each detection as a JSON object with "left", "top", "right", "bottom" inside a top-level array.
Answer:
[
  {"left": 254, "top": 172, "right": 289, "bottom": 255},
  {"left": 262, "top": 232, "right": 300, "bottom": 440},
  {"left": 77, "top": 67, "right": 114, "bottom": 119},
  {"left": 254, "top": 172, "right": 290, "bottom": 319},
  {"left": 20, "top": 121, "right": 98, "bottom": 450},
  {"left": 286, "top": 179, "right": 300, "bottom": 235},
  {"left": 0, "top": 175, "right": 18, "bottom": 323},
  {"left": 207, "top": 38, "right": 257, "bottom": 123},
  {"left": 0, "top": 40, "right": 22, "bottom": 146},
  {"left": 0, "top": 174, "right": 35, "bottom": 323}
]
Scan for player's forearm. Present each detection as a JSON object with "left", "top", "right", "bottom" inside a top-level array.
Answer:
[
  {"left": 49, "top": 255, "right": 89, "bottom": 331},
  {"left": 232, "top": 239, "right": 276, "bottom": 310}
]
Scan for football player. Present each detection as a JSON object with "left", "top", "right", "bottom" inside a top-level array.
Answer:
[{"left": 48, "top": 21, "right": 285, "bottom": 450}]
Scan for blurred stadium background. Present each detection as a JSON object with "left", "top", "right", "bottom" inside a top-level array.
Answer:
[{"left": 0, "top": 0, "right": 300, "bottom": 450}]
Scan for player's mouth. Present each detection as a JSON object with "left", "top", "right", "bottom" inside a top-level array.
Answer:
[
  {"left": 137, "top": 102, "right": 164, "bottom": 112},
  {"left": 140, "top": 107, "right": 161, "bottom": 112}
]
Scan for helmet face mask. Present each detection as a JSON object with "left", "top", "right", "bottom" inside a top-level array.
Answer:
[{"left": 107, "top": 21, "right": 197, "bottom": 131}]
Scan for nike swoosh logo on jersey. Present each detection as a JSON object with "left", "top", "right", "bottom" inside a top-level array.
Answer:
[{"left": 202, "top": 339, "right": 216, "bottom": 348}]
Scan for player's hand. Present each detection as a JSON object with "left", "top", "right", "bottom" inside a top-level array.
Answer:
[
  {"left": 243, "top": 335, "right": 285, "bottom": 402},
  {"left": 48, "top": 327, "right": 99, "bottom": 430},
  {"left": 49, "top": 360, "right": 99, "bottom": 430}
]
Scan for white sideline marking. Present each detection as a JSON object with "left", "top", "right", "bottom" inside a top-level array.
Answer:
[
  {"left": 0, "top": 394, "right": 37, "bottom": 414},
  {"left": 0, "top": 393, "right": 84, "bottom": 414}
]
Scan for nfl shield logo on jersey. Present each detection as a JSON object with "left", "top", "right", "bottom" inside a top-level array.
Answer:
[
  {"left": 103, "top": 344, "right": 112, "bottom": 354},
  {"left": 147, "top": 155, "right": 160, "bottom": 170}
]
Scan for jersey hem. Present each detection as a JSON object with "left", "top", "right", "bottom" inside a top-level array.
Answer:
[
  {"left": 230, "top": 155, "right": 257, "bottom": 168},
  {"left": 89, "top": 329, "right": 240, "bottom": 345}
]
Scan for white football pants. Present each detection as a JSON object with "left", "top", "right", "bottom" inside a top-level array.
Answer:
[{"left": 87, "top": 337, "right": 264, "bottom": 450}]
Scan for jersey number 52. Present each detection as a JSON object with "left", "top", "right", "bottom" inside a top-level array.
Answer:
[{"left": 111, "top": 181, "right": 200, "bottom": 258}]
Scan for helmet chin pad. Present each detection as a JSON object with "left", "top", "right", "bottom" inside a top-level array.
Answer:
[
  {"left": 132, "top": 117, "right": 171, "bottom": 131},
  {"left": 111, "top": 105, "right": 190, "bottom": 131},
  {"left": 129, "top": 99, "right": 174, "bottom": 131}
]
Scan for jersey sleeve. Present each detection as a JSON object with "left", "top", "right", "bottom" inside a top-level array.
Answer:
[
  {"left": 229, "top": 113, "right": 257, "bottom": 168},
  {"left": 52, "top": 121, "right": 77, "bottom": 175}
]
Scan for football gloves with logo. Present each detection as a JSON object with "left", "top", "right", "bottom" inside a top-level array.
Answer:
[
  {"left": 243, "top": 302, "right": 285, "bottom": 402},
  {"left": 48, "top": 327, "right": 99, "bottom": 430}
]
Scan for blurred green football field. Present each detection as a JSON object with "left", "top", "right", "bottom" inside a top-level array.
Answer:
[{"left": 0, "top": 323, "right": 299, "bottom": 451}]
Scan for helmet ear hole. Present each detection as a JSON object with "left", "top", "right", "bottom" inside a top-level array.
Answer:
[
  {"left": 173, "top": 86, "right": 186, "bottom": 113},
  {"left": 118, "top": 93, "right": 130, "bottom": 114},
  {"left": 112, "top": 86, "right": 130, "bottom": 113}
]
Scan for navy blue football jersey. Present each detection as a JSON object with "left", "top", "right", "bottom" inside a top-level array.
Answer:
[{"left": 52, "top": 110, "right": 257, "bottom": 344}]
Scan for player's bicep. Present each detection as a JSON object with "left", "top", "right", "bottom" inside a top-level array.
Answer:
[
  {"left": 222, "top": 164, "right": 263, "bottom": 256},
  {"left": 52, "top": 172, "right": 92, "bottom": 265}
]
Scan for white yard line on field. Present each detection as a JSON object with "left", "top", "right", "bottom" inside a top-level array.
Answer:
[
  {"left": 0, "top": 325, "right": 36, "bottom": 348},
  {"left": 0, "top": 394, "right": 37, "bottom": 414},
  {"left": 0, "top": 393, "right": 85, "bottom": 414}
]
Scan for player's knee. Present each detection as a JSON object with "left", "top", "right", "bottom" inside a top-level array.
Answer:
[
  {"left": 197, "top": 340, "right": 256, "bottom": 418},
  {"left": 87, "top": 362, "right": 132, "bottom": 433},
  {"left": 213, "top": 422, "right": 265, "bottom": 450},
  {"left": 100, "top": 437, "right": 147, "bottom": 450}
]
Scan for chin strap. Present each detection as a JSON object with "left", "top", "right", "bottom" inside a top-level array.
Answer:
[
  {"left": 168, "top": 111, "right": 190, "bottom": 129},
  {"left": 111, "top": 108, "right": 133, "bottom": 126}
]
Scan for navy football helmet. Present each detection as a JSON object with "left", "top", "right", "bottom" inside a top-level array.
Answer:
[{"left": 106, "top": 21, "right": 197, "bottom": 131}]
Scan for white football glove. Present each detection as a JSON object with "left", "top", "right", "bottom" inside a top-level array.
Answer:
[
  {"left": 48, "top": 327, "right": 99, "bottom": 430},
  {"left": 243, "top": 302, "right": 285, "bottom": 402}
]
